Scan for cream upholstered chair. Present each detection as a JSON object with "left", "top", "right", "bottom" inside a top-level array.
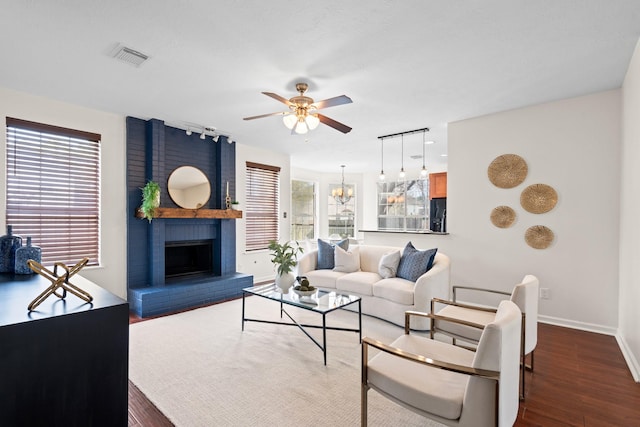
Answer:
[
  {"left": 430, "top": 275, "right": 539, "bottom": 399},
  {"left": 361, "top": 300, "right": 522, "bottom": 427}
]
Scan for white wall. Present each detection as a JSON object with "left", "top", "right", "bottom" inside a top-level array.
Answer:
[
  {"left": 448, "top": 90, "right": 621, "bottom": 333},
  {"left": 619, "top": 39, "right": 640, "bottom": 380},
  {"left": 0, "top": 87, "right": 127, "bottom": 299},
  {"left": 235, "top": 143, "right": 291, "bottom": 283},
  {"left": 364, "top": 90, "right": 622, "bottom": 335}
]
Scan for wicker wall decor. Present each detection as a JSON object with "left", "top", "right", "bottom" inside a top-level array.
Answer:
[
  {"left": 525, "top": 225, "right": 554, "bottom": 249},
  {"left": 520, "top": 183, "right": 557, "bottom": 214},
  {"left": 490, "top": 206, "right": 516, "bottom": 228},
  {"left": 487, "top": 154, "right": 528, "bottom": 188}
]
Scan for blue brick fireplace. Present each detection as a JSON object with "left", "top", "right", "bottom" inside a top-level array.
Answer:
[{"left": 126, "top": 117, "right": 252, "bottom": 317}]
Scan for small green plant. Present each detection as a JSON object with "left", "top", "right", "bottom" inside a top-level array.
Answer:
[
  {"left": 140, "top": 180, "right": 161, "bottom": 222},
  {"left": 268, "top": 240, "right": 304, "bottom": 276}
]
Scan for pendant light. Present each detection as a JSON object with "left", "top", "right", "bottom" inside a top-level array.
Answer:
[
  {"left": 399, "top": 134, "right": 405, "bottom": 179},
  {"left": 421, "top": 130, "right": 428, "bottom": 177},
  {"left": 379, "top": 137, "right": 386, "bottom": 181}
]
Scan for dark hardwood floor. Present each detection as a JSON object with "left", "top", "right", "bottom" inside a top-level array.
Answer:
[{"left": 128, "top": 310, "right": 640, "bottom": 426}]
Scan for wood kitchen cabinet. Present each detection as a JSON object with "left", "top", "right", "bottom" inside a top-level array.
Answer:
[{"left": 429, "top": 172, "right": 447, "bottom": 199}]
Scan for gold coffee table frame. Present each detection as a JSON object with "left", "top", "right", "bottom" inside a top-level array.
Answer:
[{"left": 242, "top": 283, "right": 362, "bottom": 365}]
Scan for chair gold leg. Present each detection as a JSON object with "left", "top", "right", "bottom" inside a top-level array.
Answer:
[
  {"left": 520, "top": 356, "right": 525, "bottom": 400},
  {"left": 361, "top": 385, "right": 368, "bottom": 426},
  {"left": 361, "top": 341, "right": 368, "bottom": 427}
]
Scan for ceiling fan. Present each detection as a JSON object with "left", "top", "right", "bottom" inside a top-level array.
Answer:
[{"left": 243, "top": 83, "right": 353, "bottom": 134}]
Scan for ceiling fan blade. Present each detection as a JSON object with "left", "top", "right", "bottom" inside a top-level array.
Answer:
[
  {"left": 317, "top": 113, "right": 352, "bottom": 134},
  {"left": 262, "top": 92, "right": 294, "bottom": 106},
  {"left": 313, "top": 95, "right": 353, "bottom": 110},
  {"left": 243, "top": 111, "right": 286, "bottom": 120}
]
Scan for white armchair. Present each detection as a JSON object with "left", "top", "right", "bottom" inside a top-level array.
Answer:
[
  {"left": 430, "top": 275, "right": 539, "bottom": 399},
  {"left": 361, "top": 300, "right": 522, "bottom": 427}
]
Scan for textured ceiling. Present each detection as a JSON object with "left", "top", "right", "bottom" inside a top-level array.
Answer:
[{"left": 2, "top": 1, "right": 639, "bottom": 174}]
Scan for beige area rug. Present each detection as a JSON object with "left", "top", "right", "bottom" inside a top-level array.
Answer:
[{"left": 129, "top": 296, "right": 446, "bottom": 427}]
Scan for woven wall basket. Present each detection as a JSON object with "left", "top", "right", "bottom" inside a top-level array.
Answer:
[
  {"left": 490, "top": 205, "right": 516, "bottom": 228},
  {"left": 520, "top": 183, "right": 558, "bottom": 214},
  {"left": 525, "top": 225, "right": 554, "bottom": 249},
  {"left": 487, "top": 154, "right": 528, "bottom": 188}
]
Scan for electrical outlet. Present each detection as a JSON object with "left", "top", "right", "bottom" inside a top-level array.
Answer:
[{"left": 540, "top": 288, "right": 550, "bottom": 299}]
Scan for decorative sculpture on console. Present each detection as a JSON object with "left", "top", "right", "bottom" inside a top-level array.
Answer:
[{"left": 26, "top": 258, "right": 93, "bottom": 311}]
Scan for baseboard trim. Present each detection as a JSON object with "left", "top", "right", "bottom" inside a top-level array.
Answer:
[
  {"left": 538, "top": 314, "right": 617, "bottom": 335},
  {"left": 539, "top": 314, "right": 639, "bottom": 382},
  {"left": 616, "top": 334, "right": 640, "bottom": 382}
]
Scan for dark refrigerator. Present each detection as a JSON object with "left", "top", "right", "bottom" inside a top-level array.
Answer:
[{"left": 430, "top": 198, "right": 447, "bottom": 232}]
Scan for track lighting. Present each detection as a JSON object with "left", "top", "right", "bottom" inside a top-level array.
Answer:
[
  {"left": 379, "top": 138, "right": 385, "bottom": 181},
  {"left": 377, "top": 127, "right": 430, "bottom": 180},
  {"left": 421, "top": 130, "right": 428, "bottom": 177},
  {"left": 176, "top": 123, "right": 233, "bottom": 144},
  {"left": 399, "top": 134, "right": 405, "bottom": 179}
]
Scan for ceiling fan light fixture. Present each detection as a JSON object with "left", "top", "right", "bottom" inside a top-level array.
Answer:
[
  {"left": 283, "top": 114, "right": 297, "bottom": 129},
  {"left": 245, "top": 83, "right": 352, "bottom": 134},
  {"left": 306, "top": 114, "right": 320, "bottom": 130},
  {"left": 200, "top": 131, "right": 206, "bottom": 140},
  {"left": 294, "top": 120, "right": 309, "bottom": 134}
]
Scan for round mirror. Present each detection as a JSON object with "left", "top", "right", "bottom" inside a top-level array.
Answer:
[{"left": 167, "top": 166, "right": 211, "bottom": 209}]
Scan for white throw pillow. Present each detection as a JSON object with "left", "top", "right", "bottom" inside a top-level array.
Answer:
[
  {"left": 378, "top": 250, "right": 401, "bottom": 278},
  {"left": 333, "top": 245, "right": 360, "bottom": 273}
]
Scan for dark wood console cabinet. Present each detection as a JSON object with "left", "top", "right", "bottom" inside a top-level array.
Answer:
[{"left": 0, "top": 274, "right": 129, "bottom": 426}]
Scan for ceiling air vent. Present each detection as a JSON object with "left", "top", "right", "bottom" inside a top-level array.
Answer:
[{"left": 112, "top": 45, "right": 149, "bottom": 67}]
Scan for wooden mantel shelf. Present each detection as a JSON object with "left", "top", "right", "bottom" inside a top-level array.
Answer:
[{"left": 135, "top": 207, "right": 242, "bottom": 219}]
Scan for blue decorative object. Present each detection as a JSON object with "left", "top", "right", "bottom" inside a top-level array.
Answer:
[
  {"left": 15, "top": 237, "right": 42, "bottom": 275},
  {"left": 0, "top": 225, "right": 22, "bottom": 273},
  {"left": 397, "top": 242, "right": 438, "bottom": 282},
  {"left": 317, "top": 239, "right": 349, "bottom": 270}
]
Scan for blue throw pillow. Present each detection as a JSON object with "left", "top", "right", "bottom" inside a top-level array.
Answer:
[
  {"left": 396, "top": 242, "right": 438, "bottom": 282},
  {"left": 317, "top": 239, "right": 349, "bottom": 270}
]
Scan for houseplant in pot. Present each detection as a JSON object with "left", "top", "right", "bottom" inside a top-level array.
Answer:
[
  {"left": 268, "top": 240, "right": 303, "bottom": 293},
  {"left": 140, "top": 180, "right": 161, "bottom": 222}
]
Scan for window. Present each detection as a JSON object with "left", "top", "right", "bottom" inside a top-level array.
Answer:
[
  {"left": 291, "top": 180, "right": 315, "bottom": 241},
  {"left": 328, "top": 182, "right": 355, "bottom": 239},
  {"left": 245, "top": 162, "right": 280, "bottom": 251},
  {"left": 377, "top": 179, "right": 428, "bottom": 232},
  {"left": 6, "top": 117, "right": 101, "bottom": 266}
]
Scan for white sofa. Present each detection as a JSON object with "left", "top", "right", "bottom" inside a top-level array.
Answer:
[{"left": 294, "top": 244, "right": 451, "bottom": 330}]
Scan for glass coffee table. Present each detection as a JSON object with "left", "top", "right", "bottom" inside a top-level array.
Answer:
[{"left": 242, "top": 283, "right": 362, "bottom": 365}]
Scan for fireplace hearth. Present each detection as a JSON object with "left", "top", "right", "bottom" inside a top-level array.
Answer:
[{"left": 165, "top": 240, "right": 214, "bottom": 279}]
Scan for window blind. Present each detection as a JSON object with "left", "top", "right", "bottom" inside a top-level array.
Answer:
[
  {"left": 6, "top": 117, "right": 101, "bottom": 267},
  {"left": 245, "top": 162, "right": 280, "bottom": 251}
]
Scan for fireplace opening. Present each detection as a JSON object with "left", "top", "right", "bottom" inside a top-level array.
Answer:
[{"left": 165, "top": 240, "right": 214, "bottom": 279}]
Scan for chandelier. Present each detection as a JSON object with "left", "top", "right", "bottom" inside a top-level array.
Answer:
[{"left": 332, "top": 165, "right": 353, "bottom": 205}]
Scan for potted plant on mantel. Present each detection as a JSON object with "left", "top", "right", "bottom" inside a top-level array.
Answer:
[
  {"left": 268, "top": 240, "right": 303, "bottom": 293},
  {"left": 140, "top": 180, "right": 161, "bottom": 222}
]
